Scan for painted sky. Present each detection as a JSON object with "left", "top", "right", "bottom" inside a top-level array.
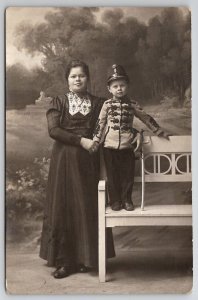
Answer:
[{"left": 6, "top": 7, "right": 189, "bottom": 69}]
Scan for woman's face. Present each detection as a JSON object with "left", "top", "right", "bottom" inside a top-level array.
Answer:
[{"left": 68, "top": 66, "right": 88, "bottom": 93}]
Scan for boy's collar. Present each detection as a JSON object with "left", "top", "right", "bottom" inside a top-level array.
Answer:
[{"left": 113, "top": 95, "right": 130, "bottom": 102}]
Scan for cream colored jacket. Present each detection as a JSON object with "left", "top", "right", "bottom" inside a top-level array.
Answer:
[{"left": 93, "top": 96, "right": 163, "bottom": 150}]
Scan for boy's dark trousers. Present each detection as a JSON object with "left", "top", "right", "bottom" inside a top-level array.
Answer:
[{"left": 103, "top": 148, "right": 135, "bottom": 206}]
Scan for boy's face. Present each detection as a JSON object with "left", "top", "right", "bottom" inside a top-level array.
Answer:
[{"left": 108, "top": 79, "right": 128, "bottom": 98}]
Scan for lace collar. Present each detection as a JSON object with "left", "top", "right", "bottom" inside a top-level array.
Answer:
[{"left": 67, "top": 91, "right": 91, "bottom": 116}]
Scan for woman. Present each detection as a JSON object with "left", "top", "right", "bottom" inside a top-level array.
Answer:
[{"left": 39, "top": 60, "right": 115, "bottom": 279}]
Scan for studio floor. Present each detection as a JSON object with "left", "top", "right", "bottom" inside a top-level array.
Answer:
[{"left": 6, "top": 245, "right": 192, "bottom": 295}]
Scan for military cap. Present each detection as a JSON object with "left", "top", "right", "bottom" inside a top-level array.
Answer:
[{"left": 107, "top": 64, "right": 129, "bottom": 85}]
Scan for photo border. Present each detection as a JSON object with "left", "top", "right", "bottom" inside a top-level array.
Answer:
[{"left": 1, "top": 0, "right": 198, "bottom": 299}]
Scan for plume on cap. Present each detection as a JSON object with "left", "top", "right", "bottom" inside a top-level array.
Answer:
[{"left": 107, "top": 64, "right": 129, "bottom": 84}]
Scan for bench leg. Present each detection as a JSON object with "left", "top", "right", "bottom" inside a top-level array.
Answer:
[
  {"left": 141, "top": 152, "right": 145, "bottom": 211},
  {"left": 98, "top": 188, "right": 106, "bottom": 283}
]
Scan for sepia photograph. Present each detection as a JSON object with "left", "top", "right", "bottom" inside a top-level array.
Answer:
[{"left": 5, "top": 6, "right": 192, "bottom": 294}]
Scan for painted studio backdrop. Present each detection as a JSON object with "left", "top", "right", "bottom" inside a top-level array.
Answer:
[{"left": 6, "top": 7, "right": 192, "bottom": 294}]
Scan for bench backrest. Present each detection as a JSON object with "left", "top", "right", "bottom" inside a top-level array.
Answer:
[{"left": 139, "top": 135, "right": 192, "bottom": 183}]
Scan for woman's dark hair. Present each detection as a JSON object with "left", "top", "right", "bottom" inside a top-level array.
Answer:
[{"left": 65, "top": 60, "right": 90, "bottom": 81}]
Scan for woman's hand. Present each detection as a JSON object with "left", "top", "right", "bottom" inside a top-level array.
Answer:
[
  {"left": 80, "top": 138, "right": 99, "bottom": 153},
  {"left": 80, "top": 137, "right": 94, "bottom": 151}
]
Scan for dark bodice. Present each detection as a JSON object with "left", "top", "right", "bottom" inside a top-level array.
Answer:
[{"left": 46, "top": 92, "right": 104, "bottom": 146}]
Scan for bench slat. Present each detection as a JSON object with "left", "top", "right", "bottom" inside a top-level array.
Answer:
[
  {"left": 106, "top": 216, "right": 192, "bottom": 227},
  {"left": 105, "top": 204, "right": 192, "bottom": 216},
  {"left": 135, "top": 174, "right": 192, "bottom": 182},
  {"left": 105, "top": 205, "right": 192, "bottom": 227},
  {"left": 143, "top": 135, "right": 191, "bottom": 153}
]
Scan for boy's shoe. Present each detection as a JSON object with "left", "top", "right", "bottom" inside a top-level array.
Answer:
[
  {"left": 111, "top": 201, "right": 122, "bottom": 211},
  {"left": 123, "top": 202, "right": 134, "bottom": 211}
]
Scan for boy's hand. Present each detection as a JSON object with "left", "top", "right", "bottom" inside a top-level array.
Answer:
[
  {"left": 131, "top": 133, "right": 142, "bottom": 152},
  {"left": 90, "top": 141, "right": 99, "bottom": 153},
  {"left": 158, "top": 131, "right": 171, "bottom": 140}
]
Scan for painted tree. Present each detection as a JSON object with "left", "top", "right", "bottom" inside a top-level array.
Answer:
[
  {"left": 135, "top": 8, "right": 191, "bottom": 104},
  {"left": 6, "top": 64, "right": 50, "bottom": 108},
  {"left": 12, "top": 7, "right": 191, "bottom": 106}
]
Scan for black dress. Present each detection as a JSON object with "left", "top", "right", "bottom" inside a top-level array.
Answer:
[{"left": 39, "top": 92, "right": 115, "bottom": 268}]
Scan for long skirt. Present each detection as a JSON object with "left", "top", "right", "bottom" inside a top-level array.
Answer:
[{"left": 39, "top": 141, "right": 115, "bottom": 267}]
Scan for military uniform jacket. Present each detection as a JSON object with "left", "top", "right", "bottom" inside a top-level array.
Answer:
[{"left": 93, "top": 96, "right": 163, "bottom": 150}]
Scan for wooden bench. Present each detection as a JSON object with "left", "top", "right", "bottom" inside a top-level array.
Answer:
[{"left": 98, "top": 135, "right": 192, "bottom": 282}]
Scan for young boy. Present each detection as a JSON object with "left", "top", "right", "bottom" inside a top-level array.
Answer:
[{"left": 92, "top": 64, "right": 169, "bottom": 211}]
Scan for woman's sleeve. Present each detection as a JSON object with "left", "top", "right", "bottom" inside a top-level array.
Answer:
[
  {"left": 93, "top": 102, "right": 108, "bottom": 143},
  {"left": 46, "top": 96, "right": 81, "bottom": 146},
  {"left": 132, "top": 100, "right": 164, "bottom": 135}
]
